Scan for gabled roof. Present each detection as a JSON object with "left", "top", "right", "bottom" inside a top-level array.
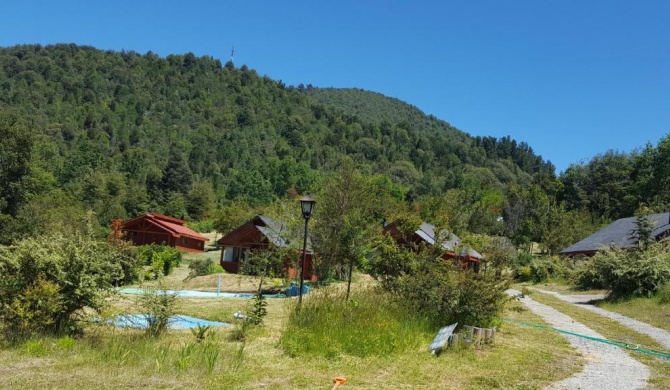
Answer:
[
  {"left": 218, "top": 215, "right": 310, "bottom": 250},
  {"left": 385, "top": 221, "right": 483, "bottom": 260},
  {"left": 560, "top": 212, "right": 670, "bottom": 255},
  {"left": 256, "top": 215, "right": 291, "bottom": 247},
  {"left": 122, "top": 213, "right": 208, "bottom": 242},
  {"left": 416, "top": 222, "right": 483, "bottom": 259}
]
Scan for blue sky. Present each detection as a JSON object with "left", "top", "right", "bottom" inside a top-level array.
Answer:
[{"left": 2, "top": 1, "right": 669, "bottom": 173}]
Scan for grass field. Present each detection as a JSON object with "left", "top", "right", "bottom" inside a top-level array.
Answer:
[{"left": 0, "top": 261, "right": 584, "bottom": 389}]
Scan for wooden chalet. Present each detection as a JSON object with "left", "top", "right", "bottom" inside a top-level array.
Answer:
[
  {"left": 384, "top": 221, "right": 484, "bottom": 271},
  {"left": 121, "top": 213, "right": 208, "bottom": 253},
  {"left": 218, "top": 215, "right": 314, "bottom": 279},
  {"left": 560, "top": 212, "right": 670, "bottom": 257}
]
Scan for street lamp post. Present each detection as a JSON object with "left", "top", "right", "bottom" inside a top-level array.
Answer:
[{"left": 298, "top": 192, "right": 316, "bottom": 306}]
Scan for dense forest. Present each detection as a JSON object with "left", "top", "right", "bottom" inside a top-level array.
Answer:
[{"left": 1, "top": 44, "right": 669, "bottom": 252}]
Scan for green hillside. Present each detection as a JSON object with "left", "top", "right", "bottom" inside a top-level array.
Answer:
[
  {"left": 7, "top": 43, "right": 667, "bottom": 252},
  {"left": 0, "top": 44, "right": 554, "bottom": 228}
]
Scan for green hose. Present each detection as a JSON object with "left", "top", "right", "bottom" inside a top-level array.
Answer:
[{"left": 504, "top": 318, "right": 670, "bottom": 360}]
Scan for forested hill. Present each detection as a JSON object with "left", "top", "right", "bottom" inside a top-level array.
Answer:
[
  {"left": 302, "top": 87, "right": 460, "bottom": 137},
  {"left": 303, "top": 87, "right": 554, "bottom": 177},
  {"left": 0, "top": 43, "right": 555, "bottom": 241}
]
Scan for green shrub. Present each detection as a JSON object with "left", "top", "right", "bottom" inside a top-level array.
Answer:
[
  {"left": 2, "top": 277, "right": 63, "bottom": 340},
  {"left": 369, "top": 236, "right": 509, "bottom": 329},
  {"left": 249, "top": 292, "right": 267, "bottom": 325},
  {"left": 137, "top": 284, "right": 180, "bottom": 338},
  {"left": 0, "top": 231, "right": 123, "bottom": 340},
  {"left": 517, "top": 252, "right": 533, "bottom": 266},
  {"left": 186, "top": 259, "right": 225, "bottom": 280},
  {"left": 514, "top": 256, "right": 573, "bottom": 284},
  {"left": 138, "top": 244, "right": 182, "bottom": 279},
  {"left": 187, "top": 258, "right": 214, "bottom": 279},
  {"left": 515, "top": 266, "right": 532, "bottom": 282},
  {"left": 575, "top": 243, "right": 670, "bottom": 298},
  {"left": 657, "top": 283, "right": 670, "bottom": 304}
]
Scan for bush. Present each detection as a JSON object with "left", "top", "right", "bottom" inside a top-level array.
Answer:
[
  {"left": 138, "top": 244, "right": 182, "bottom": 279},
  {"left": 514, "top": 266, "right": 532, "bottom": 282},
  {"left": 0, "top": 232, "right": 123, "bottom": 339},
  {"left": 3, "top": 278, "right": 63, "bottom": 340},
  {"left": 186, "top": 259, "right": 225, "bottom": 279},
  {"left": 575, "top": 243, "right": 670, "bottom": 298},
  {"left": 188, "top": 258, "right": 214, "bottom": 279},
  {"left": 513, "top": 256, "right": 573, "bottom": 283},
  {"left": 657, "top": 283, "right": 670, "bottom": 304},
  {"left": 137, "top": 284, "right": 180, "bottom": 337},
  {"left": 370, "top": 236, "right": 509, "bottom": 329}
]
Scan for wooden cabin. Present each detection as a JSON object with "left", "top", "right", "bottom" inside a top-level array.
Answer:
[
  {"left": 217, "top": 215, "right": 315, "bottom": 279},
  {"left": 384, "top": 221, "right": 483, "bottom": 271},
  {"left": 121, "top": 213, "right": 208, "bottom": 253}
]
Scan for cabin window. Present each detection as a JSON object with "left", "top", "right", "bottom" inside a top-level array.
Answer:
[
  {"left": 224, "top": 247, "right": 248, "bottom": 262},
  {"left": 182, "top": 237, "right": 188, "bottom": 245}
]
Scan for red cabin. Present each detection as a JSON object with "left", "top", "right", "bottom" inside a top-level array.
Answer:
[{"left": 121, "top": 213, "right": 208, "bottom": 253}]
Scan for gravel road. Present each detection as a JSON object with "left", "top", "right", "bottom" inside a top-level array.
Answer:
[
  {"left": 533, "top": 288, "right": 670, "bottom": 350},
  {"left": 507, "top": 289, "right": 650, "bottom": 390}
]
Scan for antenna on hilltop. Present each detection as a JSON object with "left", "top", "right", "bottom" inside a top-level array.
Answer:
[{"left": 230, "top": 46, "right": 235, "bottom": 63}]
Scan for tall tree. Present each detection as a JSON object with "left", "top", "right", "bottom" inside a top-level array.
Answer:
[
  {"left": 0, "top": 110, "right": 33, "bottom": 216},
  {"left": 160, "top": 145, "right": 193, "bottom": 197},
  {"left": 312, "top": 159, "right": 398, "bottom": 294}
]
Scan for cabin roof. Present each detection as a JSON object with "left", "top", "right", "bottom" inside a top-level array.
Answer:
[
  {"left": 122, "top": 213, "right": 208, "bottom": 242},
  {"left": 560, "top": 212, "right": 670, "bottom": 255},
  {"left": 384, "top": 221, "right": 483, "bottom": 260}
]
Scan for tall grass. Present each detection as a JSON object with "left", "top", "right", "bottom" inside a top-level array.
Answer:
[{"left": 280, "top": 287, "right": 432, "bottom": 358}]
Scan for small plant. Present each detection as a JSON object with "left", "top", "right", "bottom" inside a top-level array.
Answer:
[
  {"left": 249, "top": 292, "right": 268, "bottom": 325},
  {"left": 22, "top": 339, "right": 47, "bottom": 357},
  {"left": 202, "top": 343, "right": 220, "bottom": 374},
  {"left": 154, "top": 343, "right": 171, "bottom": 373},
  {"left": 176, "top": 342, "right": 196, "bottom": 371},
  {"left": 190, "top": 324, "right": 212, "bottom": 343},
  {"left": 138, "top": 244, "right": 182, "bottom": 279},
  {"left": 136, "top": 284, "right": 180, "bottom": 337},
  {"left": 657, "top": 283, "right": 670, "bottom": 304},
  {"left": 56, "top": 336, "right": 75, "bottom": 350},
  {"left": 186, "top": 258, "right": 214, "bottom": 279}
]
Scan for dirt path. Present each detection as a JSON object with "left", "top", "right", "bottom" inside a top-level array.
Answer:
[
  {"left": 507, "top": 289, "right": 650, "bottom": 390},
  {"left": 533, "top": 288, "right": 670, "bottom": 350}
]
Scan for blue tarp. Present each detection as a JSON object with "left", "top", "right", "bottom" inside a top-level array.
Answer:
[
  {"left": 284, "top": 282, "right": 310, "bottom": 297},
  {"left": 117, "top": 288, "right": 285, "bottom": 299},
  {"left": 106, "top": 314, "right": 232, "bottom": 329}
]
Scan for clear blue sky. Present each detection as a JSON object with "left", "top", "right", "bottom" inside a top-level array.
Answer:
[{"left": 2, "top": 1, "right": 669, "bottom": 173}]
